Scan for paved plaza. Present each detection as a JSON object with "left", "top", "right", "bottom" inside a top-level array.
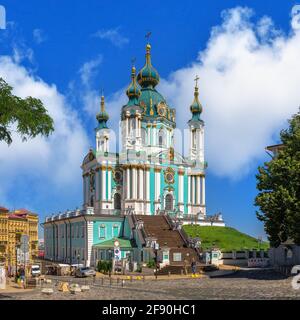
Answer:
[{"left": 0, "top": 269, "right": 300, "bottom": 300}]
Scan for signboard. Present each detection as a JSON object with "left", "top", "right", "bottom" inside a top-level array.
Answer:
[
  {"left": 114, "top": 247, "right": 121, "bottom": 261},
  {"left": 17, "top": 248, "right": 30, "bottom": 264}
]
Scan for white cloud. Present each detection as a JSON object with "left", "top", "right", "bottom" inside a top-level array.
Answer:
[
  {"left": 33, "top": 28, "right": 47, "bottom": 44},
  {"left": 0, "top": 56, "right": 90, "bottom": 203},
  {"left": 78, "top": 55, "right": 102, "bottom": 87},
  {"left": 92, "top": 27, "right": 129, "bottom": 48},
  {"left": 157, "top": 7, "right": 300, "bottom": 178}
]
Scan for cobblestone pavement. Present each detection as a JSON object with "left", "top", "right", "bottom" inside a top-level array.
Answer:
[{"left": 1, "top": 269, "right": 300, "bottom": 300}]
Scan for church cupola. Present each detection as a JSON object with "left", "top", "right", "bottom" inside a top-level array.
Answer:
[
  {"left": 126, "top": 65, "right": 141, "bottom": 104},
  {"left": 95, "top": 94, "right": 110, "bottom": 153},
  {"left": 188, "top": 76, "right": 205, "bottom": 163},
  {"left": 96, "top": 94, "right": 109, "bottom": 129},
  {"left": 190, "top": 75, "right": 203, "bottom": 122},
  {"left": 137, "top": 43, "right": 160, "bottom": 88}
]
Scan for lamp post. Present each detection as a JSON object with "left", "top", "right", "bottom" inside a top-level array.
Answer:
[
  {"left": 77, "top": 254, "right": 80, "bottom": 270},
  {"left": 151, "top": 242, "right": 159, "bottom": 279},
  {"left": 108, "top": 249, "right": 112, "bottom": 278}
]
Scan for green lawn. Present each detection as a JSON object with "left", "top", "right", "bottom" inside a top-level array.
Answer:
[{"left": 183, "top": 225, "right": 269, "bottom": 251}]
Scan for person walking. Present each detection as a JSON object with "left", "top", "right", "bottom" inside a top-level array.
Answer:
[
  {"left": 191, "top": 259, "right": 197, "bottom": 275},
  {"left": 18, "top": 266, "right": 26, "bottom": 289}
]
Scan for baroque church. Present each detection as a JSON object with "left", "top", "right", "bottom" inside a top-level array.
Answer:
[
  {"left": 83, "top": 42, "right": 219, "bottom": 221},
  {"left": 43, "top": 42, "right": 224, "bottom": 268}
]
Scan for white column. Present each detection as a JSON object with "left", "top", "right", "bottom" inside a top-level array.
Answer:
[
  {"left": 188, "top": 175, "right": 191, "bottom": 204},
  {"left": 190, "top": 176, "right": 193, "bottom": 204},
  {"left": 95, "top": 171, "right": 99, "bottom": 202},
  {"left": 147, "top": 125, "right": 151, "bottom": 145},
  {"left": 132, "top": 167, "right": 137, "bottom": 199},
  {"left": 196, "top": 176, "right": 200, "bottom": 205},
  {"left": 139, "top": 168, "right": 144, "bottom": 199},
  {"left": 201, "top": 176, "right": 206, "bottom": 205},
  {"left": 107, "top": 168, "right": 112, "bottom": 202},
  {"left": 155, "top": 169, "right": 160, "bottom": 202},
  {"left": 153, "top": 125, "right": 156, "bottom": 146},
  {"left": 126, "top": 167, "right": 131, "bottom": 199},
  {"left": 101, "top": 168, "right": 106, "bottom": 201},
  {"left": 178, "top": 173, "right": 184, "bottom": 203}
]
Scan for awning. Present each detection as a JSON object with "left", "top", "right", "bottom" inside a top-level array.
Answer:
[{"left": 93, "top": 238, "right": 133, "bottom": 249}]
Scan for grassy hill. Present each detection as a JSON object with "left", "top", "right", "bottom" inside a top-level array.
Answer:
[{"left": 183, "top": 225, "right": 269, "bottom": 251}]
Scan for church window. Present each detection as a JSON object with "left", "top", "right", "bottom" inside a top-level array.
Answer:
[
  {"left": 113, "top": 224, "right": 119, "bottom": 237},
  {"left": 158, "top": 128, "right": 166, "bottom": 147},
  {"left": 99, "top": 224, "right": 106, "bottom": 239},
  {"left": 173, "top": 252, "right": 182, "bottom": 262},
  {"left": 114, "top": 193, "right": 121, "bottom": 210}
]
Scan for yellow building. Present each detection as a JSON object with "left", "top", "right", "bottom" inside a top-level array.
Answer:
[{"left": 0, "top": 207, "right": 38, "bottom": 272}]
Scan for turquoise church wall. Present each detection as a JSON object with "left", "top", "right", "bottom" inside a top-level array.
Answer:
[{"left": 93, "top": 219, "right": 123, "bottom": 244}]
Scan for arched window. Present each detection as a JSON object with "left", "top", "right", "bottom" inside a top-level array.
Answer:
[
  {"left": 165, "top": 194, "right": 174, "bottom": 211},
  {"left": 114, "top": 193, "right": 121, "bottom": 210},
  {"left": 158, "top": 128, "right": 166, "bottom": 147},
  {"left": 90, "top": 195, "right": 94, "bottom": 207}
]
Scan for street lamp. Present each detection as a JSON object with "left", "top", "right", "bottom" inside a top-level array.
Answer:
[
  {"left": 151, "top": 242, "right": 159, "bottom": 279},
  {"left": 77, "top": 254, "right": 80, "bottom": 270}
]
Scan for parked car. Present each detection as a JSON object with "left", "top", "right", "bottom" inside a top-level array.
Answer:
[
  {"left": 31, "top": 265, "right": 41, "bottom": 277},
  {"left": 75, "top": 267, "right": 96, "bottom": 278},
  {"left": 291, "top": 265, "right": 300, "bottom": 275}
]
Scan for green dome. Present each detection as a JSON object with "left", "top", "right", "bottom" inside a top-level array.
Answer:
[
  {"left": 126, "top": 66, "right": 141, "bottom": 102},
  {"left": 190, "top": 85, "right": 203, "bottom": 120},
  {"left": 137, "top": 87, "right": 165, "bottom": 116},
  {"left": 96, "top": 96, "right": 109, "bottom": 129},
  {"left": 137, "top": 44, "right": 160, "bottom": 88}
]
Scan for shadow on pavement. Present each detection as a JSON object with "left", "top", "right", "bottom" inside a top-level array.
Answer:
[{"left": 214, "top": 269, "right": 288, "bottom": 280}]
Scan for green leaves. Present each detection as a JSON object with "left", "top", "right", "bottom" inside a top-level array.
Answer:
[
  {"left": 0, "top": 77, "right": 54, "bottom": 145},
  {"left": 255, "top": 110, "right": 300, "bottom": 247}
]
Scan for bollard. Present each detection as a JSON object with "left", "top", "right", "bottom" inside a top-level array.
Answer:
[
  {"left": 168, "top": 271, "right": 171, "bottom": 277},
  {"left": 181, "top": 269, "right": 184, "bottom": 276},
  {"left": 101, "top": 277, "right": 104, "bottom": 286},
  {"left": 93, "top": 275, "right": 96, "bottom": 284},
  {"left": 122, "top": 279, "right": 125, "bottom": 288}
]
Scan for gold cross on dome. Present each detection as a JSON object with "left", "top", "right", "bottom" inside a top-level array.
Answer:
[
  {"left": 145, "top": 31, "right": 152, "bottom": 42},
  {"left": 194, "top": 75, "right": 199, "bottom": 87},
  {"left": 131, "top": 57, "right": 136, "bottom": 67}
]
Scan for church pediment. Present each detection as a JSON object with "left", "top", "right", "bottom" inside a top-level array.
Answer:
[
  {"left": 154, "top": 148, "right": 186, "bottom": 165},
  {"left": 82, "top": 148, "right": 96, "bottom": 165}
]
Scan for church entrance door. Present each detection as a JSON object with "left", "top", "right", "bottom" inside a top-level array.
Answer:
[
  {"left": 165, "top": 194, "right": 173, "bottom": 211},
  {"left": 114, "top": 193, "right": 121, "bottom": 210}
]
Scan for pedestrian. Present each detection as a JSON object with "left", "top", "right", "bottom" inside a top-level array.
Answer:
[
  {"left": 191, "top": 259, "right": 196, "bottom": 275},
  {"left": 18, "top": 266, "right": 26, "bottom": 289}
]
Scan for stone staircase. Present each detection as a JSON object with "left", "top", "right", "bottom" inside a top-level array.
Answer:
[{"left": 135, "top": 214, "right": 200, "bottom": 266}]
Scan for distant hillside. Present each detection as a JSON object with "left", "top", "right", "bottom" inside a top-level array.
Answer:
[{"left": 183, "top": 225, "right": 269, "bottom": 251}]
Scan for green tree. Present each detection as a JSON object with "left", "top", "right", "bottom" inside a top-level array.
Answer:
[
  {"left": 0, "top": 77, "right": 54, "bottom": 145},
  {"left": 255, "top": 110, "right": 300, "bottom": 247}
]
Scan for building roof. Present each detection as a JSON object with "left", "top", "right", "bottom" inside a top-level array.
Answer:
[
  {"left": 0, "top": 206, "right": 9, "bottom": 213},
  {"left": 93, "top": 238, "right": 133, "bottom": 249},
  {"left": 265, "top": 144, "right": 284, "bottom": 152}
]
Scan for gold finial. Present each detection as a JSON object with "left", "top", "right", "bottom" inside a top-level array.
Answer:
[
  {"left": 100, "top": 91, "right": 105, "bottom": 112},
  {"left": 131, "top": 57, "right": 136, "bottom": 75},
  {"left": 145, "top": 31, "right": 152, "bottom": 43},
  {"left": 194, "top": 75, "right": 199, "bottom": 89}
]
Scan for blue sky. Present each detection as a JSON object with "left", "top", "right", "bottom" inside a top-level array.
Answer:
[{"left": 0, "top": 0, "right": 299, "bottom": 239}]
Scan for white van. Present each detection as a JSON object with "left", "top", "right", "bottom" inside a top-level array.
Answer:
[{"left": 31, "top": 265, "right": 41, "bottom": 277}]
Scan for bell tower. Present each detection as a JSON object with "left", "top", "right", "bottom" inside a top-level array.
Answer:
[
  {"left": 95, "top": 94, "right": 110, "bottom": 153},
  {"left": 188, "top": 76, "right": 205, "bottom": 164}
]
